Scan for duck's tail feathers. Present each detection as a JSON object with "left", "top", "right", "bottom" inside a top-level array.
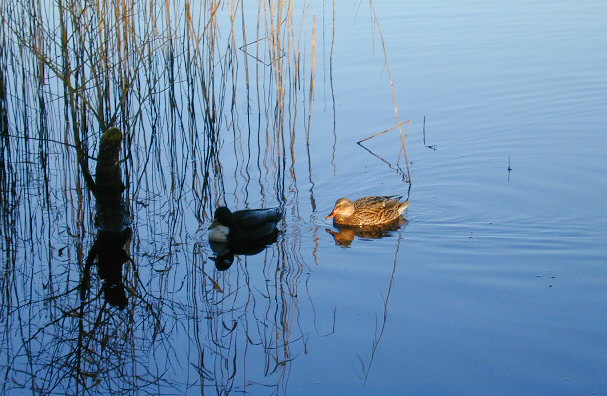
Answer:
[
  {"left": 397, "top": 201, "right": 409, "bottom": 214},
  {"left": 269, "top": 207, "right": 283, "bottom": 222}
]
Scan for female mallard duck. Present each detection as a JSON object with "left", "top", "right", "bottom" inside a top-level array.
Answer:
[
  {"left": 208, "top": 206, "right": 282, "bottom": 243},
  {"left": 326, "top": 196, "right": 409, "bottom": 226}
]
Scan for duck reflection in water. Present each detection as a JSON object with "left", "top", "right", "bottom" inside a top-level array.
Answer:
[
  {"left": 208, "top": 206, "right": 282, "bottom": 270},
  {"left": 326, "top": 221, "right": 404, "bottom": 247},
  {"left": 209, "top": 229, "right": 280, "bottom": 270}
]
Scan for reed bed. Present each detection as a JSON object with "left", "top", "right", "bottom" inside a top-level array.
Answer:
[{"left": 0, "top": 0, "right": 405, "bottom": 393}]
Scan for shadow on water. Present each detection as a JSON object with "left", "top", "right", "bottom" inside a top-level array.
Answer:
[
  {"left": 0, "top": 0, "right": 409, "bottom": 394},
  {"left": 83, "top": 227, "right": 131, "bottom": 309}
]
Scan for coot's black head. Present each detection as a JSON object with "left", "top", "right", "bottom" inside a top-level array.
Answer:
[{"left": 213, "top": 206, "right": 233, "bottom": 227}]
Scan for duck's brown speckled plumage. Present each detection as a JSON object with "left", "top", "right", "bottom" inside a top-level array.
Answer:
[{"left": 326, "top": 195, "right": 409, "bottom": 226}]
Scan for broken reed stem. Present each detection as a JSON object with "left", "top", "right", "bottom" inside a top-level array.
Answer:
[{"left": 356, "top": 120, "right": 409, "bottom": 144}]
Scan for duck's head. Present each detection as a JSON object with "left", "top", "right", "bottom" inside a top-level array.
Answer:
[
  {"left": 209, "top": 207, "right": 232, "bottom": 242},
  {"left": 325, "top": 197, "right": 355, "bottom": 219}
]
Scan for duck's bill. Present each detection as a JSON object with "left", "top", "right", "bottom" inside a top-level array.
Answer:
[
  {"left": 325, "top": 212, "right": 336, "bottom": 219},
  {"left": 208, "top": 219, "right": 219, "bottom": 230}
]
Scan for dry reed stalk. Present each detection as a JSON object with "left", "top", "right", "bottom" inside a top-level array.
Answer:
[
  {"left": 368, "top": 0, "right": 411, "bottom": 183},
  {"left": 307, "top": 15, "right": 316, "bottom": 138}
]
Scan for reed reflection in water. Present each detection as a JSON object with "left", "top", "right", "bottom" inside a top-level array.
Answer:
[{"left": 0, "top": 0, "right": 408, "bottom": 394}]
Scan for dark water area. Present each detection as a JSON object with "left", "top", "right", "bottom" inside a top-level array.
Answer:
[{"left": 1, "top": 0, "right": 606, "bottom": 395}]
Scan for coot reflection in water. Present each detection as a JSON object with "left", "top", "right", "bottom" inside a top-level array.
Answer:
[{"left": 209, "top": 228, "right": 280, "bottom": 270}]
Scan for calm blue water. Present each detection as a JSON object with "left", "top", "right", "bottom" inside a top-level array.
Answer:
[
  {"left": 2, "top": 0, "right": 606, "bottom": 395},
  {"left": 299, "top": 1, "right": 607, "bottom": 394}
]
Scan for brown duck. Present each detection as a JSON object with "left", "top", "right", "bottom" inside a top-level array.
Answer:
[{"left": 326, "top": 196, "right": 409, "bottom": 226}]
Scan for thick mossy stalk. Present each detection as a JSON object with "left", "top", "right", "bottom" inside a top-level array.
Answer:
[
  {"left": 95, "top": 127, "right": 128, "bottom": 232},
  {"left": 96, "top": 127, "right": 123, "bottom": 194},
  {"left": 81, "top": 127, "right": 131, "bottom": 310}
]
